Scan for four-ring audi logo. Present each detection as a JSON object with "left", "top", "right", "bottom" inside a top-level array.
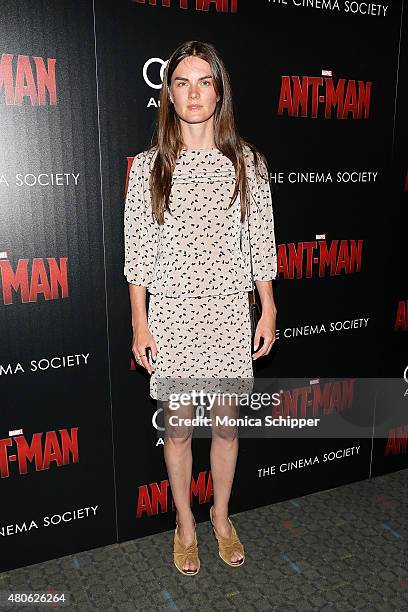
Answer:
[{"left": 143, "top": 58, "right": 168, "bottom": 89}]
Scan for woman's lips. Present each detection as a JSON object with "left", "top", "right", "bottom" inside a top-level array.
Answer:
[{"left": 188, "top": 105, "right": 202, "bottom": 110}]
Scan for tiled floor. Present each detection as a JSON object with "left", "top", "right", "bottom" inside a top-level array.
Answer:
[{"left": 1, "top": 469, "right": 407, "bottom": 611}]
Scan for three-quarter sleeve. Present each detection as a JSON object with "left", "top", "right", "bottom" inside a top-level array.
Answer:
[
  {"left": 124, "top": 151, "right": 160, "bottom": 288},
  {"left": 247, "top": 155, "right": 278, "bottom": 281}
]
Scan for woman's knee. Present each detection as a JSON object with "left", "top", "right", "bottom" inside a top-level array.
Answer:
[
  {"left": 164, "top": 430, "right": 193, "bottom": 446},
  {"left": 211, "top": 426, "right": 238, "bottom": 443}
]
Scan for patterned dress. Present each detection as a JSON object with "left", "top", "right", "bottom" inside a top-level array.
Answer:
[{"left": 124, "top": 145, "right": 277, "bottom": 400}]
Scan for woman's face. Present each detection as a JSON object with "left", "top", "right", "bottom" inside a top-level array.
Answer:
[{"left": 169, "top": 55, "right": 218, "bottom": 125}]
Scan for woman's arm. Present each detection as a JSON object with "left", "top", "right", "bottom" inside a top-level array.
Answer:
[
  {"left": 124, "top": 151, "right": 159, "bottom": 373},
  {"left": 253, "top": 280, "right": 276, "bottom": 355},
  {"left": 128, "top": 284, "right": 156, "bottom": 374},
  {"left": 248, "top": 154, "right": 278, "bottom": 357},
  {"left": 124, "top": 151, "right": 160, "bottom": 287}
]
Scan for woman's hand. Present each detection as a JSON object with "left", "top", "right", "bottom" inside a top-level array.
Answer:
[
  {"left": 252, "top": 306, "right": 277, "bottom": 360},
  {"left": 132, "top": 325, "right": 157, "bottom": 374}
]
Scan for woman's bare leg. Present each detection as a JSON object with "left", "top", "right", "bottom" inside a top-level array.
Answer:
[
  {"left": 210, "top": 396, "right": 243, "bottom": 564},
  {"left": 162, "top": 399, "right": 197, "bottom": 572}
]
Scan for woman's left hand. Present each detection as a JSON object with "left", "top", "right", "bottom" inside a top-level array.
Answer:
[{"left": 252, "top": 307, "right": 277, "bottom": 359}]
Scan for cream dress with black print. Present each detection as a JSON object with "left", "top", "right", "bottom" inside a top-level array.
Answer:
[{"left": 124, "top": 145, "right": 277, "bottom": 400}]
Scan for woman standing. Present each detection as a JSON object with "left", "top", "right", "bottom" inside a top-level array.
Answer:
[{"left": 124, "top": 41, "right": 277, "bottom": 575}]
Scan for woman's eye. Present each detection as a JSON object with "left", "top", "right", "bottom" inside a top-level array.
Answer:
[{"left": 174, "top": 80, "right": 211, "bottom": 87}]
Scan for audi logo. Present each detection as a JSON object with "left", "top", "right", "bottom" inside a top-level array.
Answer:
[{"left": 143, "top": 58, "right": 169, "bottom": 89}]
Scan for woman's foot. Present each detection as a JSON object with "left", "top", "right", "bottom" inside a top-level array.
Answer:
[
  {"left": 175, "top": 510, "right": 199, "bottom": 573},
  {"left": 210, "top": 506, "right": 244, "bottom": 565}
]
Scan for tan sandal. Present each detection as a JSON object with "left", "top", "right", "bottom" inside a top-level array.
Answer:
[
  {"left": 173, "top": 516, "right": 200, "bottom": 576},
  {"left": 209, "top": 505, "right": 245, "bottom": 567}
]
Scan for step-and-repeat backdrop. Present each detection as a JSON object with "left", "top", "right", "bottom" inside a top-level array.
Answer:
[{"left": 1, "top": 0, "right": 406, "bottom": 573}]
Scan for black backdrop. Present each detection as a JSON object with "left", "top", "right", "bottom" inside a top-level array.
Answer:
[{"left": 0, "top": 0, "right": 406, "bottom": 573}]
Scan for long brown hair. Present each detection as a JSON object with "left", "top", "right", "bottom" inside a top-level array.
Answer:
[{"left": 148, "top": 40, "right": 268, "bottom": 225}]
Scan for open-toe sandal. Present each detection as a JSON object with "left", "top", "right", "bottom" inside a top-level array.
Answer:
[
  {"left": 173, "top": 517, "right": 201, "bottom": 576},
  {"left": 209, "top": 505, "right": 245, "bottom": 567}
]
